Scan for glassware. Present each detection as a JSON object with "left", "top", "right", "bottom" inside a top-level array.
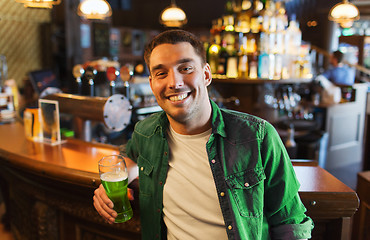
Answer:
[{"left": 99, "top": 155, "right": 133, "bottom": 223}]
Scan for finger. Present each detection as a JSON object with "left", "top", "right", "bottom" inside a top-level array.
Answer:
[
  {"left": 93, "top": 199, "right": 115, "bottom": 224},
  {"left": 96, "top": 186, "right": 118, "bottom": 219},
  {"left": 94, "top": 186, "right": 117, "bottom": 221},
  {"left": 98, "top": 184, "right": 114, "bottom": 208},
  {"left": 95, "top": 186, "right": 116, "bottom": 215},
  {"left": 128, "top": 188, "right": 134, "bottom": 201},
  {"left": 93, "top": 193, "right": 116, "bottom": 224}
]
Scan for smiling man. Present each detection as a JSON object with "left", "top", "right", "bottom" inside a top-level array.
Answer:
[
  {"left": 93, "top": 30, "right": 314, "bottom": 240},
  {"left": 148, "top": 41, "right": 212, "bottom": 135}
]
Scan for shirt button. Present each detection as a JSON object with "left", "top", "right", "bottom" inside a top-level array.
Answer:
[
  {"left": 244, "top": 182, "right": 249, "bottom": 187},
  {"left": 228, "top": 225, "right": 232, "bottom": 230},
  {"left": 220, "top": 192, "right": 225, "bottom": 197},
  {"left": 140, "top": 167, "right": 144, "bottom": 171},
  {"left": 159, "top": 181, "right": 163, "bottom": 185},
  {"left": 211, "top": 159, "right": 216, "bottom": 164},
  {"left": 164, "top": 152, "right": 168, "bottom": 156},
  {"left": 157, "top": 208, "right": 161, "bottom": 213}
]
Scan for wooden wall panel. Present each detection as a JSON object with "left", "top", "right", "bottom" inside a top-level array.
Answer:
[{"left": 0, "top": 0, "right": 51, "bottom": 87}]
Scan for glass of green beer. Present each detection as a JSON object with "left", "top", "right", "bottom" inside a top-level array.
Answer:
[{"left": 98, "top": 155, "right": 133, "bottom": 223}]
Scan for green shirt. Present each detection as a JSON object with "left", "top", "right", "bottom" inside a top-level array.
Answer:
[{"left": 124, "top": 100, "right": 313, "bottom": 240}]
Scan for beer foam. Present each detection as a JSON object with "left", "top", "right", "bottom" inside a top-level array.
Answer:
[{"left": 101, "top": 171, "right": 128, "bottom": 182}]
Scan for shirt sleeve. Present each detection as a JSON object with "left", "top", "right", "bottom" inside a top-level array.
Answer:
[{"left": 261, "top": 121, "right": 314, "bottom": 239}]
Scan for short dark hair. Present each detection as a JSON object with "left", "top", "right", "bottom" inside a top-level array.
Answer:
[
  {"left": 333, "top": 50, "right": 344, "bottom": 63},
  {"left": 144, "top": 30, "right": 207, "bottom": 69}
]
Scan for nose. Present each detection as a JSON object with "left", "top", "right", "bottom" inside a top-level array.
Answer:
[{"left": 168, "top": 69, "right": 184, "bottom": 89}]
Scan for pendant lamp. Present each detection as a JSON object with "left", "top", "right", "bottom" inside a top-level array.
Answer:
[
  {"left": 77, "top": 0, "right": 112, "bottom": 20},
  {"left": 160, "top": 0, "right": 187, "bottom": 28},
  {"left": 15, "top": 0, "right": 61, "bottom": 8},
  {"left": 328, "top": 0, "right": 360, "bottom": 28}
]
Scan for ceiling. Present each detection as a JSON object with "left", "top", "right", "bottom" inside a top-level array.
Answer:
[
  {"left": 110, "top": 0, "right": 225, "bottom": 30},
  {"left": 109, "top": 0, "right": 370, "bottom": 30},
  {"left": 353, "top": 0, "right": 370, "bottom": 19}
]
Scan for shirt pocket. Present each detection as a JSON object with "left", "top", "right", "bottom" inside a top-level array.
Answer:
[
  {"left": 137, "top": 154, "right": 154, "bottom": 197},
  {"left": 225, "top": 167, "right": 266, "bottom": 218}
]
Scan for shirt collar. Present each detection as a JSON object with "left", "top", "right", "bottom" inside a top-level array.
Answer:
[{"left": 210, "top": 100, "right": 227, "bottom": 138}]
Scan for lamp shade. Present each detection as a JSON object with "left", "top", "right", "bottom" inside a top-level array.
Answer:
[
  {"left": 77, "top": 0, "right": 112, "bottom": 20},
  {"left": 328, "top": 0, "right": 360, "bottom": 28},
  {"left": 15, "top": 0, "right": 61, "bottom": 8},
  {"left": 160, "top": 3, "right": 187, "bottom": 28}
]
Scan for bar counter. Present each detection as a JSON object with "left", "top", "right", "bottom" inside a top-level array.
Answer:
[{"left": 0, "top": 121, "right": 359, "bottom": 239}]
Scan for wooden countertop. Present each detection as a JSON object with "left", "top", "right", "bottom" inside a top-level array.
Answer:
[
  {"left": 294, "top": 166, "right": 354, "bottom": 193},
  {"left": 0, "top": 122, "right": 358, "bottom": 198},
  {"left": 0, "top": 121, "right": 120, "bottom": 188}
]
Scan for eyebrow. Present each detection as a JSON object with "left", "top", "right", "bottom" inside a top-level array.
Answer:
[{"left": 151, "top": 58, "right": 195, "bottom": 72}]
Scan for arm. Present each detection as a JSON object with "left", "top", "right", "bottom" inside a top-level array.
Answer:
[{"left": 261, "top": 122, "right": 313, "bottom": 239}]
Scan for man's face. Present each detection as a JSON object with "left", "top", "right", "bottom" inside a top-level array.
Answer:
[{"left": 148, "top": 42, "right": 212, "bottom": 125}]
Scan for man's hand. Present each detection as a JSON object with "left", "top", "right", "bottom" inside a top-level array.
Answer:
[
  {"left": 93, "top": 184, "right": 135, "bottom": 224},
  {"left": 93, "top": 184, "right": 117, "bottom": 224}
]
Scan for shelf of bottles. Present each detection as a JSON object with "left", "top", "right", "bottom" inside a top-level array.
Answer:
[{"left": 207, "top": 0, "right": 313, "bottom": 82}]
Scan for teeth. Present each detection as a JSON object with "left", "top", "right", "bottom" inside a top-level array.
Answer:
[{"left": 169, "top": 93, "right": 188, "bottom": 101}]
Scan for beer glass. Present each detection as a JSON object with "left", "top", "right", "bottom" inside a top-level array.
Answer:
[{"left": 98, "top": 155, "right": 133, "bottom": 223}]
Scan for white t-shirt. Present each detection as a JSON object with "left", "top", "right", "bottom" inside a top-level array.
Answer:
[{"left": 163, "top": 127, "right": 228, "bottom": 240}]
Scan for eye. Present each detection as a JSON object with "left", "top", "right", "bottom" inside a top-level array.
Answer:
[
  {"left": 180, "top": 65, "right": 194, "bottom": 73},
  {"left": 153, "top": 71, "right": 167, "bottom": 79}
]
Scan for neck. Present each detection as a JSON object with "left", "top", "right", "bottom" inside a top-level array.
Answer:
[
  {"left": 168, "top": 102, "right": 212, "bottom": 135},
  {"left": 169, "top": 118, "right": 212, "bottom": 135}
]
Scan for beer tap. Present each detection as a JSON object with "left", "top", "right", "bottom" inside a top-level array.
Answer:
[
  {"left": 72, "top": 64, "right": 85, "bottom": 95},
  {"left": 106, "top": 66, "right": 118, "bottom": 95},
  {"left": 119, "top": 65, "right": 132, "bottom": 99},
  {"left": 84, "top": 66, "right": 97, "bottom": 97}
]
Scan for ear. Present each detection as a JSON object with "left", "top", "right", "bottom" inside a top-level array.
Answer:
[
  {"left": 148, "top": 75, "right": 153, "bottom": 90},
  {"left": 203, "top": 63, "right": 212, "bottom": 87}
]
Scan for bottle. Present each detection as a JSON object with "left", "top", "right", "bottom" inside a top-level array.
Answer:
[
  {"left": 218, "top": 39, "right": 229, "bottom": 75},
  {"left": 275, "top": 1, "right": 287, "bottom": 55},
  {"left": 250, "top": 0, "right": 263, "bottom": 34},
  {"left": 274, "top": 53, "right": 283, "bottom": 79},
  {"left": 258, "top": 51, "right": 269, "bottom": 78},
  {"left": 275, "top": 1, "right": 288, "bottom": 32},
  {"left": 261, "top": 0, "right": 276, "bottom": 33},
  {"left": 268, "top": 53, "right": 275, "bottom": 80},
  {"left": 285, "top": 14, "right": 302, "bottom": 56},
  {"left": 238, "top": 35, "right": 249, "bottom": 78},
  {"left": 246, "top": 32, "right": 257, "bottom": 54},
  {"left": 226, "top": 50, "right": 238, "bottom": 78},
  {"left": 225, "top": 22, "right": 238, "bottom": 78},
  {"left": 235, "top": 0, "right": 252, "bottom": 33},
  {"left": 219, "top": 15, "right": 235, "bottom": 76},
  {"left": 249, "top": 52, "right": 258, "bottom": 79},
  {"left": 207, "top": 33, "right": 221, "bottom": 75}
]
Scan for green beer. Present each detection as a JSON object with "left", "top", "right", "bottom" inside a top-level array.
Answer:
[{"left": 101, "top": 171, "right": 133, "bottom": 223}]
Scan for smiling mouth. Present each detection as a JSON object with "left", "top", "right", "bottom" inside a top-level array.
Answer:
[{"left": 168, "top": 93, "right": 189, "bottom": 102}]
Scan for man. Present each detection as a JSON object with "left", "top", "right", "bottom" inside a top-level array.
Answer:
[
  {"left": 93, "top": 30, "right": 313, "bottom": 239},
  {"left": 322, "top": 50, "right": 355, "bottom": 86}
]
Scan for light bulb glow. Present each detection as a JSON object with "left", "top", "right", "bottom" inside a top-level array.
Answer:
[
  {"left": 328, "top": 0, "right": 360, "bottom": 28},
  {"left": 160, "top": 4, "right": 187, "bottom": 27},
  {"left": 161, "top": 7, "right": 186, "bottom": 21},
  {"left": 15, "top": 0, "right": 60, "bottom": 8},
  {"left": 78, "top": 0, "right": 112, "bottom": 19},
  {"left": 209, "top": 44, "right": 220, "bottom": 54},
  {"left": 330, "top": 3, "right": 359, "bottom": 19}
]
